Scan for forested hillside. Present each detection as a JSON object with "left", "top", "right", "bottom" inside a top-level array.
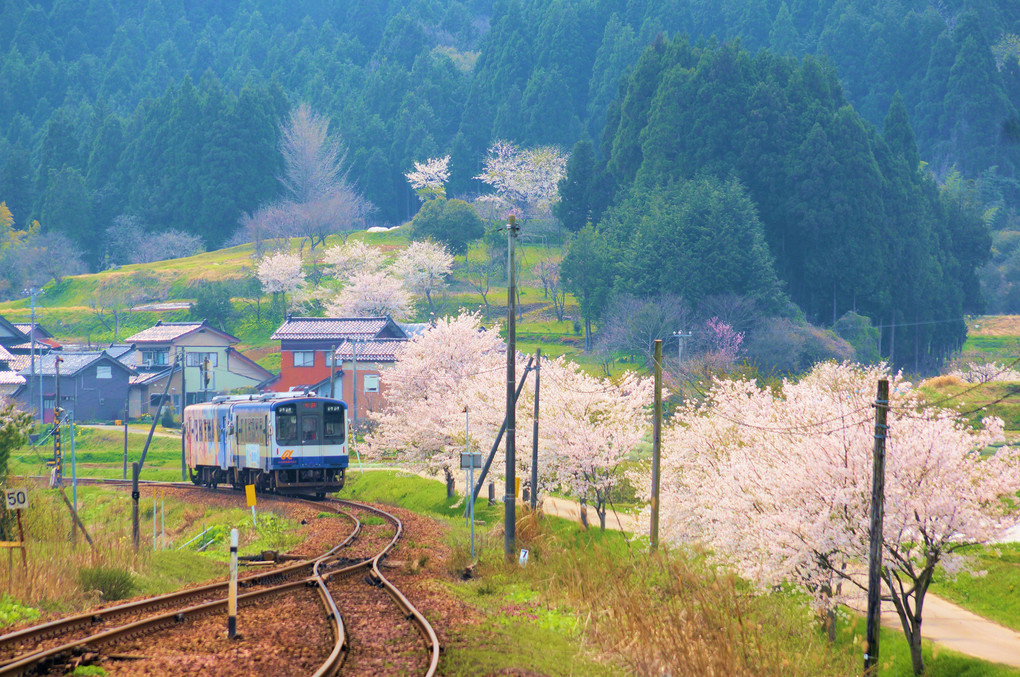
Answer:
[
  {"left": 2, "top": 1, "right": 1017, "bottom": 238},
  {"left": 559, "top": 36, "right": 990, "bottom": 370},
  {"left": 1, "top": 0, "right": 1018, "bottom": 365}
]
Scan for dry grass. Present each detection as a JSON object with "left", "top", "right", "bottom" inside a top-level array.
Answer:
[
  {"left": 923, "top": 374, "right": 965, "bottom": 388},
  {"left": 494, "top": 515, "right": 852, "bottom": 677},
  {"left": 5, "top": 490, "right": 150, "bottom": 610},
  {"left": 968, "top": 315, "right": 1020, "bottom": 337}
]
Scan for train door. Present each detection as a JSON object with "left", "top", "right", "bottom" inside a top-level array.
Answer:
[
  {"left": 298, "top": 403, "right": 322, "bottom": 465},
  {"left": 218, "top": 404, "right": 230, "bottom": 470}
]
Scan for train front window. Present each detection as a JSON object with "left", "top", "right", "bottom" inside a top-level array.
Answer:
[
  {"left": 301, "top": 416, "right": 318, "bottom": 442},
  {"left": 324, "top": 404, "right": 345, "bottom": 443},
  {"left": 276, "top": 405, "right": 298, "bottom": 444}
]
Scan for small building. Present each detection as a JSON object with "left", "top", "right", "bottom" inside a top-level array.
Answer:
[
  {"left": 123, "top": 321, "right": 273, "bottom": 418},
  {"left": 0, "top": 317, "right": 29, "bottom": 349},
  {"left": 12, "top": 351, "right": 135, "bottom": 422},
  {"left": 269, "top": 316, "right": 407, "bottom": 392},
  {"left": 12, "top": 322, "right": 59, "bottom": 349}
]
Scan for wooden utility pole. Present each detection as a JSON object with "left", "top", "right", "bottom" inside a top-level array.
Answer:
[
  {"left": 530, "top": 348, "right": 540, "bottom": 511},
  {"left": 650, "top": 339, "right": 662, "bottom": 553},
  {"left": 505, "top": 214, "right": 519, "bottom": 561},
  {"left": 864, "top": 379, "right": 889, "bottom": 675}
]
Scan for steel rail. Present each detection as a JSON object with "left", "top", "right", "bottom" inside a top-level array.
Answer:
[
  {"left": 328, "top": 499, "right": 441, "bottom": 677},
  {"left": 0, "top": 486, "right": 361, "bottom": 675}
]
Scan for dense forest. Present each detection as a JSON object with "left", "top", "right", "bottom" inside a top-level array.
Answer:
[{"left": 1, "top": 0, "right": 1018, "bottom": 366}]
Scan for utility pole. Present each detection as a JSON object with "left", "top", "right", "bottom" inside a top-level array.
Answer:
[
  {"left": 505, "top": 213, "right": 520, "bottom": 561},
  {"left": 864, "top": 379, "right": 889, "bottom": 675},
  {"left": 650, "top": 340, "right": 662, "bottom": 553},
  {"left": 180, "top": 349, "right": 187, "bottom": 481},
  {"left": 531, "top": 347, "right": 540, "bottom": 512},
  {"left": 330, "top": 344, "right": 336, "bottom": 398},
  {"left": 352, "top": 341, "right": 359, "bottom": 434},
  {"left": 672, "top": 330, "right": 692, "bottom": 364},
  {"left": 26, "top": 288, "right": 39, "bottom": 423},
  {"left": 53, "top": 356, "right": 63, "bottom": 484}
]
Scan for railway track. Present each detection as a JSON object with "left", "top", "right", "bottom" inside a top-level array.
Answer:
[{"left": 0, "top": 481, "right": 440, "bottom": 676}]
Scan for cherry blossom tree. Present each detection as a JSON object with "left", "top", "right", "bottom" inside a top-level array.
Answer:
[
  {"left": 475, "top": 141, "right": 568, "bottom": 219},
  {"left": 367, "top": 312, "right": 519, "bottom": 492},
  {"left": 648, "top": 361, "right": 1020, "bottom": 674},
  {"left": 324, "top": 270, "right": 410, "bottom": 319},
  {"left": 256, "top": 251, "right": 304, "bottom": 314},
  {"left": 321, "top": 240, "right": 384, "bottom": 281},
  {"left": 541, "top": 359, "right": 651, "bottom": 530},
  {"left": 391, "top": 240, "right": 453, "bottom": 315},
  {"left": 405, "top": 155, "right": 450, "bottom": 202}
]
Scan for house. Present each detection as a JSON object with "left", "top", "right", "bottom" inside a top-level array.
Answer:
[
  {"left": 0, "top": 345, "right": 25, "bottom": 397},
  {"left": 268, "top": 316, "right": 410, "bottom": 422},
  {"left": 12, "top": 351, "right": 135, "bottom": 422},
  {"left": 269, "top": 316, "right": 407, "bottom": 392},
  {"left": 12, "top": 323, "right": 59, "bottom": 349},
  {"left": 0, "top": 317, "right": 29, "bottom": 349},
  {"left": 123, "top": 321, "right": 274, "bottom": 418}
]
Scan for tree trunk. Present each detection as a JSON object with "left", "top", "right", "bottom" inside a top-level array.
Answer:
[
  {"left": 579, "top": 499, "right": 589, "bottom": 530},
  {"left": 584, "top": 318, "right": 592, "bottom": 351},
  {"left": 443, "top": 467, "right": 455, "bottom": 499}
]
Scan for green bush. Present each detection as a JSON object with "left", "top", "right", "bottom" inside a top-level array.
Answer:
[{"left": 79, "top": 566, "right": 135, "bottom": 600}]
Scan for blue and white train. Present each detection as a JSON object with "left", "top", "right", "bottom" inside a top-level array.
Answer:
[{"left": 183, "top": 393, "right": 349, "bottom": 498}]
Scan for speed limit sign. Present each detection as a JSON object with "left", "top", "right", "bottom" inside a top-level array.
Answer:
[{"left": 5, "top": 488, "right": 28, "bottom": 511}]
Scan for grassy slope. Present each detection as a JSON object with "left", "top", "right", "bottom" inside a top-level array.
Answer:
[{"left": 0, "top": 229, "right": 596, "bottom": 369}]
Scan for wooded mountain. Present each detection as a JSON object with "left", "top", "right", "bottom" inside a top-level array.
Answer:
[
  {"left": 0, "top": 0, "right": 1016, "bottom": 339},
  {"left": 564, "top": 36, "right": 990, "bottom": 370}
]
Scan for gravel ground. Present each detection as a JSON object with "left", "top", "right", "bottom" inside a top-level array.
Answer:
[{"left": 26, "top": 493, "right": 467, "bottom": 676}]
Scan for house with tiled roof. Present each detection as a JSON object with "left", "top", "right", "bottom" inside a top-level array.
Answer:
[
  {"left": 0, "top": 316, "right": 29, "bottom": 348},
  {"left": 268, "top": 316, "right": 409, "bottom": 422},
  {"left": 122, "top": 320, "right": 274, "bottom": 418},
  {"left": 12, "top": 351, "right": 135, "bottom": 422}
]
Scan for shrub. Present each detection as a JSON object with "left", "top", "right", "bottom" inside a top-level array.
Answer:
[{"left": 78, "top": 566, "right": 135, "bottom": 601}]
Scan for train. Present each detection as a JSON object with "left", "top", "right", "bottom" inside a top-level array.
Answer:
[{"left": 183, "top": 392, "right": 349, "bottom": 498}]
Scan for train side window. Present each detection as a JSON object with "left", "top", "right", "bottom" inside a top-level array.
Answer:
[
  {"left": 301, "top": 416, "right": 318, "bottom": 442},
  {"left": 324, "top": 404, "right": 345, "bottom": 443},
  {"left": 276, "top": 407, "right": 298, "bottom": 444}
]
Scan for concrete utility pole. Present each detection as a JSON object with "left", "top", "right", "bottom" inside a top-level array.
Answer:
[
  {"left": 672, "top": 330, "right": 692, "bottom": 364},
  {"left": 650, "top": 340, "right": 662, "bottom": 553},
  {"left": 530, "top": 348, "right": 540, "bottom": 511},
  {"left": 864, "top": 379, "right": 889, "bottom": 675},
  {"left": 505, "top": 213, "right": 520, "bottom": 561}
]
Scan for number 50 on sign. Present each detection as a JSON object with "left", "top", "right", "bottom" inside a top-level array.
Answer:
[{"left": 5, "top": 488, "right": 28, "bottom": 510}]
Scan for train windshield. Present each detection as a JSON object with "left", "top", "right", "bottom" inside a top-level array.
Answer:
[
  {"left": 324, "top": 403, "right": 345, "bottom": 444},
  {"left": 276, "top": 404, "right": 298, "bottom": 444}
]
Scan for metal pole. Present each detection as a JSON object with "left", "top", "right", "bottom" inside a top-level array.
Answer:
[
  {"left": 228, "top": 528, "right": 238, "bottom": 639},
  {"left": 330, "top": 345, "right": 336, "bottom": 398},
  {"left": 131, "top": 462, "right": 139, "bottom": 551},
  {"left": 180, "top": 350, "right": 186, "bottom": 481},
  {"left": 352, "top": 342, "right": 358, "bottom": 434},
  {"left": 505, "top": 214, "right": 519, "bottom": 560},
  {"left": 139, "top": 354, "right": 178, "bottom": 472},
  {"left": 29, "top": 290, "right": 36, "bottom": 423},
  {"left": 70, "top": 412, "right": 76, "bottom": 514},
  {"left": 466, "top": 407, "right": 474, "bottom": 560},
  {"left": 650, "top": 339, "right": 662, "bottom": 553},
  {"left": 161, "top": 493, "right": 166, "bottom": 551},
  {"left": 531, "top": 348, "right": 540, "bottom": 511},
  {"left": 864, "top": 379, "right": 889, "bottom": 675},
  {"left": 122, "top": 415, "right": 128, "bottom": 480},
  {"left": 153, "top": 494, "right": 157, "bottom": 550}
]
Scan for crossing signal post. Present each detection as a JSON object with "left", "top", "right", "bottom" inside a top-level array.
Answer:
[{"left": 50, "top": 407, "right": 64, "bottom": 484}]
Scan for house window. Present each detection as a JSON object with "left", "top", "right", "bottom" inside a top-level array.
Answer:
[
  {"left": 142, "top": 350, "right": 169, "bottom": 366},
  {"left": 293, "top": 351, "right": 315, "bottom": 367},
  {"left": 96, "top": 365, "right": 112, "bottom": 379},
  {"left": 43, "top": 398, "right": 55, "bottom": 410},
  {"left": 363, "top": 374, "right": 380, "bottom": 393},
  {"left": 186, "top": 352, "right": 218, "bottom": 367}
]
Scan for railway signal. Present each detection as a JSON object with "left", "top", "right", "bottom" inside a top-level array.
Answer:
[{"left": 228, "top": 528, "right": 239, "bottom": 639}]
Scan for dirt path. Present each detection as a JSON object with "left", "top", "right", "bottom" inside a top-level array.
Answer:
[{"left": 82, "top": 423, "right": 180, "bottom": 438}]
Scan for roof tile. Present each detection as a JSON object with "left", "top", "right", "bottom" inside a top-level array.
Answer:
[
  {"left": 124, "top": 321, "right": 207, "bottom": 344},
  {"left": 271, "top": 317, "right": 397, "bottom": 341}
]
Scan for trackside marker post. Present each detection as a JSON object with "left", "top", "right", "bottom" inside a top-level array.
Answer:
[
  {"left": 228, "top": 528, "right": 238, "bottom": 639},
  {"left": 245, "top": 484, "right": 257, "bottom": 528}
]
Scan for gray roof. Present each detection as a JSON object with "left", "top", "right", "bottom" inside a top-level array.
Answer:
[
  {"left": 0, "top": 372, "right": 25, "bottom": 385},
  {"left": 334, "top": 338, "right": 407, "bottom": 363},
  {"left": 12, "top": 323, "right": 53, "bottom": 339},
  {"left": 106, "top": 344, "right": 136, "bottom": 360},
  {"left": 0, "top": 345, "right": 13, "bottom": 361},
  {"left": 272, "top": 316, "right": 404, "bottom": 341},
  {"left": 124, "top": 321, "right": 238, "bottom": 345},
  {"left": 14, "top": 351, "right": 136, "bottom": 377}
]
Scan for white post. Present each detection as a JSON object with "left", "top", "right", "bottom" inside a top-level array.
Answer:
[
  {"left": 467, "top": 406, "right": 475, "bottom": 560},
  {"left": 228, "top": 528, "right": 238, "bottom": 639}
]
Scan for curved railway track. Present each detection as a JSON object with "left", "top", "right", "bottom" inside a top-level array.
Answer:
[{"left": 0, "top": 480, "right": 440, "bottom": 676}]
